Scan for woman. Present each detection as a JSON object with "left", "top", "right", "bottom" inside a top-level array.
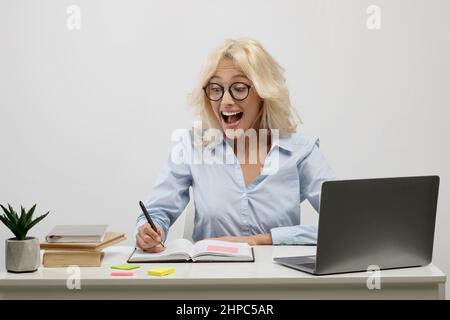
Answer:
[{"left": 136, "top": 38, "right": 335, "bottom": 252}]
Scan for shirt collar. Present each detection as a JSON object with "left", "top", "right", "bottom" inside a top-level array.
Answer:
[{"left": 271, "top": 134, "right": 293, "bottom": 153}]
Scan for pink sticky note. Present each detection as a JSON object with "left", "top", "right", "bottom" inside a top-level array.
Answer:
[
  {"left": 111, "top": 270, "right": 135, "bottom": 276},
  {"left": 206, "top": 245, "right": 239, "bottom": 253}
]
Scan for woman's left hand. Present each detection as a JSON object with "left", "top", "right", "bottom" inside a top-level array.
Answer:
[{"left": 209, "top": 234, "right": 272, "bottom": 245}]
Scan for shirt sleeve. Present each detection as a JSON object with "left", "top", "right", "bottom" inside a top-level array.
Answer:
[
  {"left": 270, "top": 139, "right": 336, "bottom": 245},
  {"left": 135, "top": 139, "right": 193, "bottom": 241}
]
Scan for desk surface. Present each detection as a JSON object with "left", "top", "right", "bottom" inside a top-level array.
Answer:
[{"left": 0, "top": 245, "right": 446, "bottom": 299}]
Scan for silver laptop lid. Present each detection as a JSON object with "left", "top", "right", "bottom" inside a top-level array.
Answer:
[{"left": 315, "top": 176, "right": 439, "bottom": 275}]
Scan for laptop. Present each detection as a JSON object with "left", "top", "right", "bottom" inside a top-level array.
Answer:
[{"left": 274, "top": 176, "right": 440, "bottom": 275}]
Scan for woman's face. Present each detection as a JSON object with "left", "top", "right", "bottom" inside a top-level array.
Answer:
[{"left": 207, "top": 59, "right": 263, "bottom": 135}]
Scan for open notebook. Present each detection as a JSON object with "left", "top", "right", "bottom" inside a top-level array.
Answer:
[{"left": 128, "top": 239, "right": 254, "bottom": 262}]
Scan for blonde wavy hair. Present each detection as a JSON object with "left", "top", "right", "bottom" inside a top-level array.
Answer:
[{"left": 189, "top": 38, "right": 299, "bottom": 137}]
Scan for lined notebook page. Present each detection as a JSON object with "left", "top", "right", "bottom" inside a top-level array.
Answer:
[
  {"left": 130, "top": 239, "right": 194, "bottom": 261},
  {"left": 192, "top": 240, "right": 252, "bottom": 258}
]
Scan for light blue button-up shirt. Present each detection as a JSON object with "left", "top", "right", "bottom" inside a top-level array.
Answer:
[{"left": 136, "top": 130, "right": 336, "bottom": 245}]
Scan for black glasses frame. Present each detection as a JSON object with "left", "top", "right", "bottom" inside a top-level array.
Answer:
[{"left": 203, "top": 82, "right": 252, "bottom": 101}]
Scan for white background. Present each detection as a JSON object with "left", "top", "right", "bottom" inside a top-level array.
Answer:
[{"left": 1, "top": 0, "right": 449, "bottom": 296}]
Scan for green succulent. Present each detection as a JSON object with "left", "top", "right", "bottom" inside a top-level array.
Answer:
[{"left": 0, "top": 204, "right": 49, "bottom": 240}]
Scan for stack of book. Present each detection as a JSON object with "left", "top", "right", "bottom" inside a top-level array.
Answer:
[{"left": 40, "top": 225, "right": 126, "bottom": 267}]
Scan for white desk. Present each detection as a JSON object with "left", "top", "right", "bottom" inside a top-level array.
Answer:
[{"left": 0, "top": 246, "right": 446, "bottom": 299}]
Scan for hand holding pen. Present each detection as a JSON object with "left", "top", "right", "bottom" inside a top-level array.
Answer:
[{"left": 136, "top": 201, "right": 166, "bottom": 252}]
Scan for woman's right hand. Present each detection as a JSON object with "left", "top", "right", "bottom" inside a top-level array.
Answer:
[{"left": 136, "top": 223, "right": 166, "bottom": 253}]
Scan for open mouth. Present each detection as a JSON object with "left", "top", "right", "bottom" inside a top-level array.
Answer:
[{"left": 221, "top": 110, "right": 243, "bottom": 126}]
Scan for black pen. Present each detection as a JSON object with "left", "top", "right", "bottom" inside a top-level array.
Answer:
[{"left": 139, "top": 201, "right": 166, "bottom": 248}]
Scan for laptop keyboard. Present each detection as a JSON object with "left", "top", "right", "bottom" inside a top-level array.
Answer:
[
  {"left": 274, "top": 255, "right": 317, "bottom": 272},
  {"left": 299, "top": 256, "right": 316, "bottom": 264},
  {"left": 299, "top": 263, "right": 316, "bottom": 269}
]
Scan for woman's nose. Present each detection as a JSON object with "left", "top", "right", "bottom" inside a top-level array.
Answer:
[{"left": 221, "top": 89, "right": 235, "bottom": 106}]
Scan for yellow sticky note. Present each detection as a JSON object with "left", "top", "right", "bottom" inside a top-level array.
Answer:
[
  {"left": 111, "top": 264, "right": 140, "bottom": 270},
  {"left": 148, "top": 267, "right": 175, "bottom": 276}
]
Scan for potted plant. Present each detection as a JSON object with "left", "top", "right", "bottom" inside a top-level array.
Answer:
[{"left": 0, "top": 204, "right": 49, "bottom": 273}]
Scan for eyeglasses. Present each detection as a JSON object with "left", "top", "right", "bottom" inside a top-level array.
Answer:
[{"left": 203, "top": 82, "right": 252, "bottom": 101}]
